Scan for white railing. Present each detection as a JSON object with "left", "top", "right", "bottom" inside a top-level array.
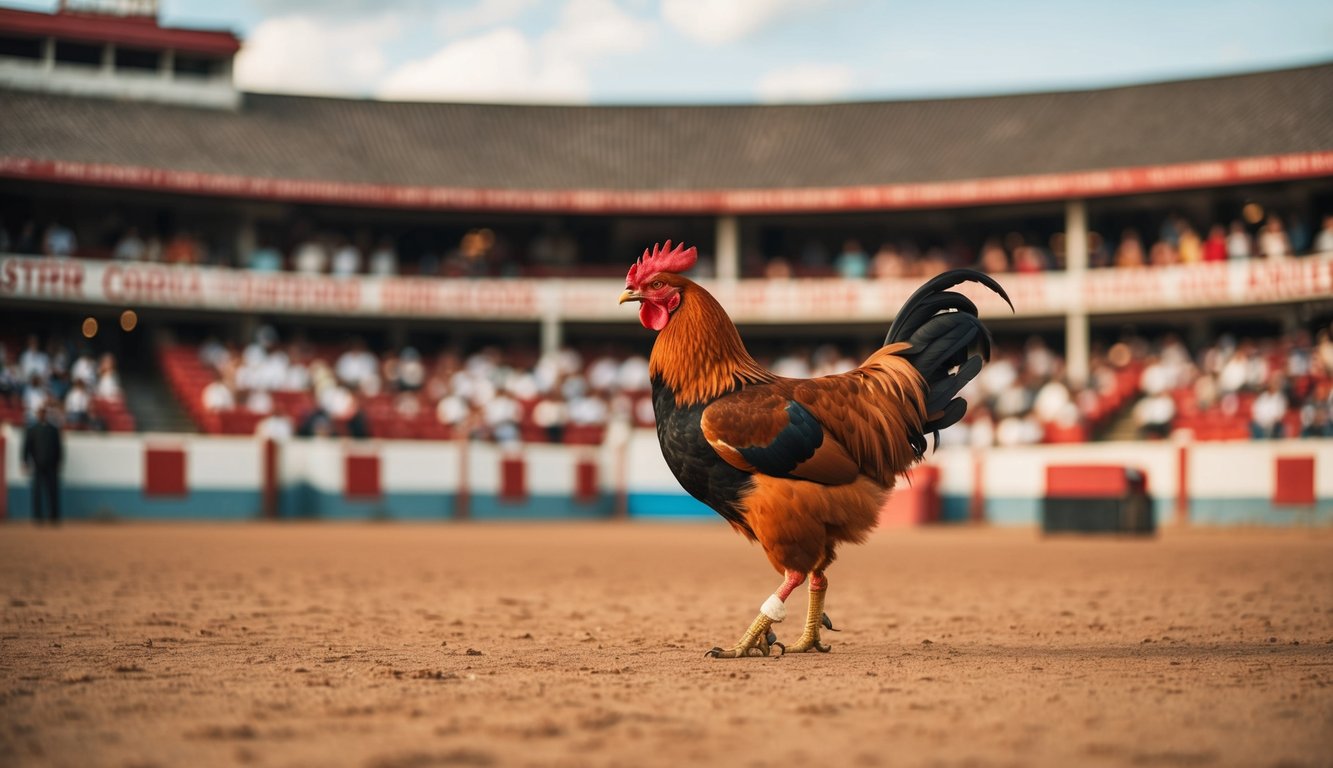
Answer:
[{"left": 1, "top": 253, "right": 1330, "bottom": 323}]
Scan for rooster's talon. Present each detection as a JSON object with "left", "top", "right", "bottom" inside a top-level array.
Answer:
[{"left": 821, "top": 613, "right": 838, "bottom": 632}]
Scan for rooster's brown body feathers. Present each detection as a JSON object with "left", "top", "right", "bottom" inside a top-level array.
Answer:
[{"left": 649, "top": 270, "right": 1008, "bottom": 577}]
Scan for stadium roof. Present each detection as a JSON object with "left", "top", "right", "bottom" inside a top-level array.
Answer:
[
  {"left": 0, "top": 6, "right": 241, "bottom": 56},
  {"left": 2, "top": 62, "right": 1331, "bottom": 214}
]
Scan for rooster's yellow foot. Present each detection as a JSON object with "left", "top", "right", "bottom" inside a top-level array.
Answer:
[{"left": 705, "top": 614, "right": 780, "bottom": 658}]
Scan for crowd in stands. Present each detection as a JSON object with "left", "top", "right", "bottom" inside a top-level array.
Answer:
[
  {"left": 0, "top": 335, "right": 134, "bottom": 432},
  {"left": 161, "top": 329, "right": 655, "bottom": 445},
  {"left": 12, "top": 323, "right": 1331, "bottom": 447},
  {"left": 1130, "top": 326, "right": 1333, "bottom": 441},
  {"left": 5, "top": 208, "right": 1331, "bottom": 280},
  {"left": 163, "top": 328, "right": 1136, "bottom": 449}
]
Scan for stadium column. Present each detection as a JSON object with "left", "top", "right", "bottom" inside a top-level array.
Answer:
[
  {"left": 159, "top": 49, "right": 175, "bottom": 81},
  {"left": 1064, "top": 199, "right": 1090, "bottom": 389},
  {"left": 715, "top": 215, "right": 740, "bottom": 285},
  {"left": 538, "top": 282, "right": 563, "bottom": 356}
]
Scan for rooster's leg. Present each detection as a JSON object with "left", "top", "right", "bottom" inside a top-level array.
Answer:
[
  {"left": 705, "top": 569, "right": 805, "bottom": 658},
  {"left": 780, "top": 571, "right": 837, "bottom": 654}
]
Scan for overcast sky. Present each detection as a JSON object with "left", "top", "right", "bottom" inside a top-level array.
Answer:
[{"left": 8, "top": 0, "right": 1333, "bottom": 103}]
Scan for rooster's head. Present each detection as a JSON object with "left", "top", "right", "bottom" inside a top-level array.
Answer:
[{"left": 619, "top": 240, "right": 697, "bottom": 331}]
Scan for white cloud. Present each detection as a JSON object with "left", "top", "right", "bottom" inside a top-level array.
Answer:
[
  {"left": 381, "top": 0, "right": 651, "bottom": 103},
  {"left": 437, "top": 0, "right": 540, "bottom": 39},
  {"left": 661, "top": 0, "right": 823, "bottom": 45},
  {"left": 379, "top": 27, "right": 569, "bottom": 102},
  {"left": 756, "top": 62, "right": 854, "bottom": 102},
  {"left": 234, "top": 13, "right": 401, "bottom": 96}
]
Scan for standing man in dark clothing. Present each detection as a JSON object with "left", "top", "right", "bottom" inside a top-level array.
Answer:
[{"left": 23, "top": 404, "right": 63, "bottom": 525}]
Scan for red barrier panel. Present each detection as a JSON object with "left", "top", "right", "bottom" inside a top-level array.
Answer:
[
  {"left": 1273, "top": 456, "right": 1315, "bottom": 506},
  {"left": 500, "top": 456, "right": 527, "bottom": 503},
  {"left": 575, "top": 458, "right": 598, "bottom": 504},
  {"left": 144, "top": 446, "right": 187, "bottom": 498},
  {"left": 879, "top": 465, "right": 941, "bottom": 527},
  {"left": 344, "top": 454, "right": 381, "bottom": 500},
  {"left": 1046, "top": 465, "right": 1147, "bottom": 498}
]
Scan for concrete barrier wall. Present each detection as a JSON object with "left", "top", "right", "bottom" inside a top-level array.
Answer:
[{"left": 3, "top": 425, "right": 1329, "bottom": 526}]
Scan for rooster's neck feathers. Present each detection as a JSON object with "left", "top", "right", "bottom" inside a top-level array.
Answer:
[{"left": 649, "top": 279, "right": 774, "bottom": 406}]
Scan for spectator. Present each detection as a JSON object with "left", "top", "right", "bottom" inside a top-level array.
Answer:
[
  {"left": 202, "top": 373, "right": 236, "bottom": 412},
  {"left": 68, "top": 352, "right": 96, "bottom": 389},
  {"left": 764, "top": 256, "right": 792, "bottom": 279},
  {"left": 1114, "top": 230, "right": 1145, "bottom": 268},
  {"left": 871, "top": 243, "right": 906, "bottom": 279},
  {"left": 256, "top": 411, "right": 294, "bottom": 440},
  {"left": 1257, "top": 215, "right": 1290, "bottom": 259},
  {"left": 64, "top": 379, "right": 91, "bottom": 428},
  {"left": 1177, "top": 224, "right": 1203, "bottom": 264},
  {"left": 330, "top": 237, "right": 362, "bottom": 277},
  {"left": 1202, "top": 224, "right": 1228, "bottom": 263},
  {"left": 164, "top": 231, "right": 201, "bottom": 265},
  {"left": 834, "top": 239, "right": 869, "bottom": 279},
  {"left": 397, "top": 348, "right": 426, "bottom": 391},
  {"left": 1250, "top": 378, "right": 1288, "bottom": 439},
  {"left": 22, "top": 373, "right": 49, "bottom": 421},
  {"left": 1133, "top": 389, "right": 1176, "bottom": 439},
  {"left": 1314, "top": 214, "right": 1333, "bottom": 254},
  {"left": 368, "top": 238, "right": 399, "bottom": 276},
  {"left": 335, "top": 338, "right": 380, "bottom": 393},
  {"left": 293, "top": 236, "right": 329, "bottom": 274},
  {"left": 95, "top": 353, "right": 122, "bottom": 400},
  {"left": 113, "top": 227, "right": 147, "bottom": 260},
  {"left": 22, "top": 403, "right": 63, "bottom": 525},
  {"left": 978, "top": 239, "right": 1009, "bottom": 273},
  {"left": 247, "top": 242, "right": 283, "bottom": 272},
  {"left": 436, "top": 393, "right": 469, "bottom": 429},
  {"left": 1302, "top": 404, "right": 1333, "bottom": 438},
  {"left": 532, "top": 392, "right": 569, "bottom": 442},
  {"left": 43, "top": 221, "right": 76, "bottom": 257},
  {"left": 19, "top": 335, "right": 51, "bottom": 382}
]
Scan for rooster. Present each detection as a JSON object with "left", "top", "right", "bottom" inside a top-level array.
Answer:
[{"left": 619, "top": 241, "right": 1010, "bottom": 658}]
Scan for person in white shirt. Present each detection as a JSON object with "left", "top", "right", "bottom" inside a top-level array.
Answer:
[
  {"left": 43, "top": 221, "right": 76, "bottom": 256},
  {"left": 95, "top": 353, "right": 122, "bottom": 400},
  {"left": 330, "top": 239, "right": 362, "bottom": 276},
  {"left": 1250, "top": 380, "right": 1288, "bottom": 439},
  {"left": 64, "top": 380, "right": 91, "bottom": 427},
  {"left": 368, "top": 239, "right": 399, "bottom": 276},
  {"left": 293, "top": 238, "right": 329, "bottom": 274},
  {"left": 1314, "top": 214, "right": 1333, "bottom": 254},
  {"left": 19, "top": 336, "right": 50, "bottom": 382},
  {"left": 202, "top": 375, "right": 236, "bottom": 412},
  {"left": 114, "top": 227, "right": 147, "bottom": 260}
]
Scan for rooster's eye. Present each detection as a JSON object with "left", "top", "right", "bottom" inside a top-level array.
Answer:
[{"left": 651, "top": 280, "right": 665, "bottom": 289}]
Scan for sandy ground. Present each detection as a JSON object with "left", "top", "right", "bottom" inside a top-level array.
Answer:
[{"left": 1, "top": 522, "right": 1331, "bottom": 768}]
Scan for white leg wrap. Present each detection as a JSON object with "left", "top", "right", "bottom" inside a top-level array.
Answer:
[{"left": 760, "top": 593, "right": 786, "bottom": 622}]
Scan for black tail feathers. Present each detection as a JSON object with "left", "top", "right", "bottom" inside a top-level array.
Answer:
[{"left": 886, "top": 269, "right": 1012, "bottom": 453}]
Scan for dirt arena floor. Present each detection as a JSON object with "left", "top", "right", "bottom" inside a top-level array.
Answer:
[{"left": 1, "top": 522, "right": 1331, "bottom": 768}]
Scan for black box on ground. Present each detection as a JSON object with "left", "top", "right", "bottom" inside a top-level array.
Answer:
[{"left": 1042, "top": 465, "right": 1155, "bottom": 535}]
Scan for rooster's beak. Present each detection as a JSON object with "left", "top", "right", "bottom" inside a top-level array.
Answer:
[{"left": 619, "top": 289, "right": 640, "bottom": 305}]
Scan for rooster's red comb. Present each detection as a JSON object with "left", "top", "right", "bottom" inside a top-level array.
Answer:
[{"left": 626, "top": 240, "right": 697, "bottom": 285}]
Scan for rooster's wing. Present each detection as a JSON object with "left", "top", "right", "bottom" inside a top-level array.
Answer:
[{"left": 700, "top": 348, "right": 927, "bottom": 488}]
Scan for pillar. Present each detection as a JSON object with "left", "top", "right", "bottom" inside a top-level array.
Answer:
[
  {"left": 715, "top": 215, "right": 740, "bottom": 284},
  {"left": 1064, "top": 199, "right": 1090, "bottom": 389},
  {"left": 540, "top": 310, "right": 562, "bottom": 357}
]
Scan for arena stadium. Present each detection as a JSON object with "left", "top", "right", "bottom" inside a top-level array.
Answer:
[{"left": 2, "top": 2, "right": 1331, "bottom": 766}]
